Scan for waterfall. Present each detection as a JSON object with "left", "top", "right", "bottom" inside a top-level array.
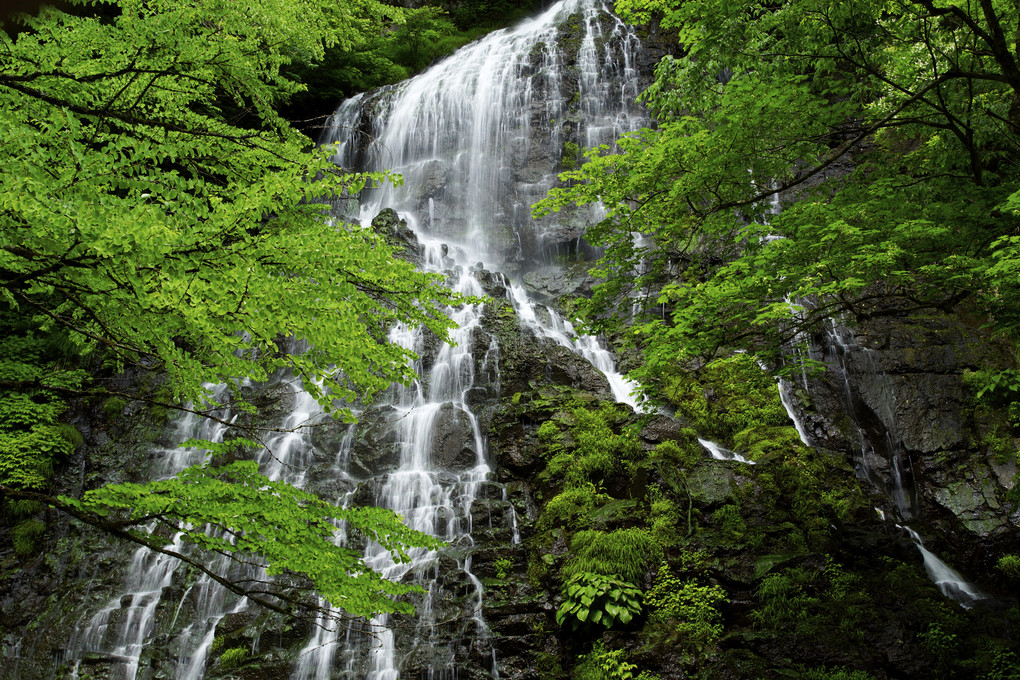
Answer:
[
  {"left": 806, "top": 320, "right": 985, "bottom": 608},
  {"left": 64, "top": 384, "right": 236, "bottom": 680},
  {"left": 311, "top": 1, "right": 647, "bottom": 676},
  {"left": 51, "top": 2, "right": 648, "bottom": 679}
]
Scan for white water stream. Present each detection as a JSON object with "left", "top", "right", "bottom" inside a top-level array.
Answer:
[
  {"left": 60, "top": 3, "right": 650, "bottom": 678},
  {"left": 802, "top": 320, "right": 986, "bottom": 608},
  {"left": 306, "top": 2, "right": 646, "bottom": 676}
]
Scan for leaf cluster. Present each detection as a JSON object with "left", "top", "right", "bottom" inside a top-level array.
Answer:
[
  {"left": 536, "top": 0, "right": 1020, "bottom": 374},
  {"left": 0, "top": 0, "right": 462, "bottom": 421},
  {"left": 556, "top": 571, "right": 643, "bottom": 631},
  {"left": 60, "top": 455, "right": 443, "bottom": 618}
]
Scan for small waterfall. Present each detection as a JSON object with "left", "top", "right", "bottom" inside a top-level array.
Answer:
[
  {"left": 65, "top": 385, "right": 235, "bottom": 680},
  {"left": 898, "top": 526, "right": 987, "bottom": 609},
  {"left": 777, "top": 379, "right": 812, "bottom": 446},
  {"left": 809, "top": 320, "right": 985, "bottom": 608},
  {"left": 507, "top": 283, "right": 640, "bottom": 409},
  {"left": 697, "top": 437, "right": 756, "bottom": 465},
  {"left": 822, "top": 322, "right": 916, "bottom": 519}
]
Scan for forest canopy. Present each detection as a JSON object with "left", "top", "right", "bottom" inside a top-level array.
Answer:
[{"left": 537, "top": 0, "right": 1020, "bottom": 398}]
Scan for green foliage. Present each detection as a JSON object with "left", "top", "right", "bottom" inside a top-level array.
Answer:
[
  {"left": 649, "top": 437, "right": 702, "bottom": 471},
  {"left": 574, "top": 641, "right": 640, "bottom": 680},
  {"left": 219, "top": 647, "right": 247, "bottom": 670},
  {"left": 281, "top": 1, "right": 524, "bottom": 111},
  {"left": 562, "top": 141, "right": 583, "bottom": 171},
  {"left": 494, "top": 556, "right": 514, "bottom": 580},
  {"left": 61, "top": 457, "right": 443, "bottom": 618},
  {"left": 536, "top": 403, "right": 642, "bottom": 531},
  {"left": 102, "top": 397, "right": 128, "bottom": 419},
  {"left": 919, "top": 623, "right": 959, "bottom": 676},
  {"left": 537, "top": 419, "right": 561, "bottom": 443},
  {"left": 800, "top": 667, "right": 875, "bottom": 680},
  {"left": 0, "top": 0, "right": 460, "bottom": 421},
  {"left": 647, "top": 485, "right": 681, "bottom": 547},
  {"left": 562, "top": 528, "right": 663, "bottom": 584},
  {"left": 11, "top": 519, "right": 45, "bottom": 557},
  {"left": 535, "top": 0, "right": 1020, "bottom": 388},
  {"left": 659, "top": 354, "right": 792, "bottom": 454},
  {"left": 751, "top": 568, "right": 820, "bottom": 631},
  {"left": 556, "top": 572, "right": 643, "bottom": 631},
  {"left": 0, "top": 322, "right": 85, "bottom": 513},
  {"left": 996, "top": 554, "right": 1020, "bottom": 580},
  {"left": 448, "top": 0, "right": 539, "bottom": 30},
  {"left": 977, "top": 647, "right": 1020, "bottom": 680},
  {"left": 539, "top": 483, "right": 611, "bottom": 531},
  {"left": 644, "top": 562, "right": 726, "bottom": 653},
  {"left": 709, "top": 504, "right": 746, "bottom": 541},
  {"left": 751, "top": 559, "right": 876, "bottom": 644},
  {"left": 566, "top": 406, "right": 641, "bottom": 486},
  {"left": 0, "top": 0, "right": 468, "bottom": 622}
]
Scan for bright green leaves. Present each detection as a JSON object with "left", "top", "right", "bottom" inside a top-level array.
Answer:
[
  {"left": 0, "top": 325, "right": 85, "bottom": 509},
  {"left": 644, "top": 562, "right": 726, "bottom": 655},
  {"left": 62, "top": 458, "right": 442, "bottom": 617},
  {"left": 0, "top": 0, "right": 461, "bottom": 420},
  {"left": 544, "top": 0, "right": 1020, "bottom": 377},
  {"left": 0, "top": 0, "right": 464, "bottom": 619},
  {"left": 556, "top": 572, "right": 644, "bottom": 630}
]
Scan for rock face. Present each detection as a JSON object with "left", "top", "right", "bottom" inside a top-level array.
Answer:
[{"left": 794, "top": 313, "right": 1019, "bottom": 555}]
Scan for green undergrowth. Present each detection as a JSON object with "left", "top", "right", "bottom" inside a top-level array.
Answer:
[
  {"left": 509, "top": 357, "right": 1018, "bottom": 679},
  {"left": 662, "top": 353, "right": 790, "bottom": 449}
]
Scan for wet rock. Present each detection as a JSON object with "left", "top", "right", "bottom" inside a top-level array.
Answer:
[
  {"left": 928, "top": 463, "right": 1010, "bottom": 536},
  {"left": 687, "top": 463, "right": 737, "bottom": 506},
  {"left": 372, "top": 208, "right": 424, "bottom": 263},
  {"left": 430, "top": 403, "right": 482, "bottom": 470},
  {"left": 348, "top": 405, "right": 405, "bottom": 477},
  {"left": 521, "top": 264, "right": 596, "bottom": 302}
]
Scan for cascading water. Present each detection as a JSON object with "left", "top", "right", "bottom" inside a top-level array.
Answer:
[
  {"left": 64, "top": 384, "right": 235, "bottom": 680},
  {"left": 784, "top": 318, "right": 987, "bottom": 608},
  {"left": 822, "top": 322, "right": 917, "bottom": 518},
  {"left": 696, "top": 438, "right": 756, "bottom": 465},
  {"left": 310, "top": 1, "right": 648, "bottom": 676},
  {"left": 50, "top": 3, "right": 649, "bottom": 679},
  {"left": 63, "top": 373, "right": 332, "bottom": 680}
]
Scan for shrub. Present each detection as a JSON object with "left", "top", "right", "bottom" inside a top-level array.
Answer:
[
  {"left": 645, "top": 563, "right": 727, "bottom": 649},
  {"left": 556, "top": 572, "right": 643, "bottom": 631},
  {"left": 574, "top": 641, "right": 639, "bottom": 680},
  {"left": 996, "top": 554, "right": 1020, "bottom": 580}
]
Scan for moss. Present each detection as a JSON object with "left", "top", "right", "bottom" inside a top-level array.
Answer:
[
  {"left": 102, "top": 396, "right": 128, "bottom": 418},
  {"left": 659, "top": 354, "right": 789, "bottom": 448},
  {"left": 11, "top": 519, "right": 45, "bottom": 557}
]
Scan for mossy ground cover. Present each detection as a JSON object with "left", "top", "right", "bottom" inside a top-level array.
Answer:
[{"left": 497, "top": 356, "right": 1020, "bottom": 680}]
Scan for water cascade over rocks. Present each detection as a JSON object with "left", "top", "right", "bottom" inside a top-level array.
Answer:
[
  {"left": 781, "top": 317, "right": 992, "bottom": 608},
  {"left": 5, "top": 2, "right": 1019, "bottom": 677},
  {"left": 308, "top": 3, "right": 648, "bottom": 675},
  {"left": 27, "top": 3, "right": 650, "bottom": 680}
]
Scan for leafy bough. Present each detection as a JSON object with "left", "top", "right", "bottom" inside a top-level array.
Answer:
[{"left": 2, "top": 447, "right": 442, "bottom": 623}]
